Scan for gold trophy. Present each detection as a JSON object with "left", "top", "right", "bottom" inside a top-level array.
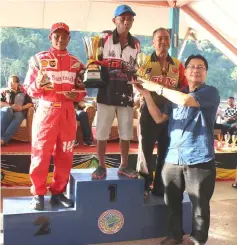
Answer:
[
  {"left": 128, "top": 52, "right": 148, "bottom": 84},
  {"left": 136, "top": 52, "right": 148, "bottom": 78},
  {"left": 83, "top": 36, "right": 105, "bottom": 88}
]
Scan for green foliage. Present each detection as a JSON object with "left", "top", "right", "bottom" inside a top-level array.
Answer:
[
  {"left": 0, "top": 27, "right": 236, "bottom": 99},
  {"left": 180, "top": 40, "right": 237, "bottom": 98},
  {"left": 231, "top": 67, "right": 237, "bottom": 80}
]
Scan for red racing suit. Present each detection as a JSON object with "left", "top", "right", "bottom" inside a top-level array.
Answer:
[{"left": 24, "top": 47, "right": 86, "bottom": 196}]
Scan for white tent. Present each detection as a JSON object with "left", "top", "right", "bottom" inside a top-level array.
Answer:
[{"left": 1, "top": 0, "right": 237, "bottom": 64}]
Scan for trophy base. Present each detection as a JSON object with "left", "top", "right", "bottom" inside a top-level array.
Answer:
[
  {"left": 83, "top": 79, "right": 106, "bottom": 88},
  {"left": 83, "top": 70, "right": 106, "bottom": 88}
]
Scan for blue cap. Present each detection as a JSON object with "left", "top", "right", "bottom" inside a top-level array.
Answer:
[{"left": 114, "top": 5, "right": 136, "bottom": 17}]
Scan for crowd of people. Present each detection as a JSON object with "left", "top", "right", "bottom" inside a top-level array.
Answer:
[{"left": 1, "top": 4, "right": 237, "bottom": 245}]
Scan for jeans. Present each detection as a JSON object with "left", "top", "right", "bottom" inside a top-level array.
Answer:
[
  {"left": 75, "top": 110, "right": 92, "bottom": 141},
  {"left": 214, "top": 122, "right": 230, "bottom": 135},
  {"left": 1, "top": 107, "right": 25, "bottom": 144},
  {"left": 162, "top": 160, "right": 216, "bottom": 243}
]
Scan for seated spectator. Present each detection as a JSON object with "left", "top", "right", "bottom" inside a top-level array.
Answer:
[
  {"left": 1, "top": 75, "right": 33, "bottom": 145},
  {"left": 229, "top": 122, "right": 237, "bottom": 136},
  {"left": 74, "top": 101, "right": 95, "bottom": 147},
  {"left": 222, "top": 96, "right": 237, "bottom": 126},
  {"left": 214, "top": 106, "right": 230, "bottom": 135}
]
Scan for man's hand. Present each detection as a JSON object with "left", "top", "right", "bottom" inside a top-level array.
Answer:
[
  {"left": 139, "top": 77, "right": 161, "bottom": 92},
  {"left": 11, "top": 104, "right": 22, "bottom": 112},
  {"left": 36, "top": 70, "right": 52, "bottom": 89},
  {"left": 230, "top": 116, "right": 237, "bottom": 121},
  {"left": 134, "top": 84, "right": 150, "bottom": 98},
  {"left": 0, "top": 102, "right": 9, "bottom": 108},
  {"left": 64, "top": 91, "right": 78, "bottom": 100},
  {"left": 75, "top": 83, "right": 85, "bottom": 89}
]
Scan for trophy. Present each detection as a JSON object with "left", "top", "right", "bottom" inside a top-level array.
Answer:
[
  {"left": 83, "top": 36, "right": 106, "bottom": 88},
  {"left": 136, "top": 52, "right": 148, "bottom": 78},
  {"left": 127, "top": 52, "right": 148, "bottom": 85}
]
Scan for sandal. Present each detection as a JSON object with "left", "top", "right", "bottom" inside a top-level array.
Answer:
[
  {"left": 232, "top": 183, "right": 237, "bottom": 189},
  {"left": 92, "top": 166, "right": 107, "bottom": 179},
  {"left": 118, "top": 167, "right": 139, "bottom": 179}
]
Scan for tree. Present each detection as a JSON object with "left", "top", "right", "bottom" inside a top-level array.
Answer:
[
  {"left": 0, "top": 27, "right": 236, "bottom": 100},
  {"left": 231, "top": 67, "right": 237, "bottom": 80}
]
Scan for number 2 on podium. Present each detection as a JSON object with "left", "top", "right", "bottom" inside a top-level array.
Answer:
[{"left": 34, "top": 216, "right": 51, "bottom": 236}]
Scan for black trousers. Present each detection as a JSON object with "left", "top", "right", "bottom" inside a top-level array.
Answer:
[
  {"left": 162, "top": 160, "right": 216, "bottom": 243},
  {"left": 214, "top": 122, "right": 230, "bottom": 135},
  {"left": 76, "top": 110, "right": 92, "bottom": 141},
  {"left": 140, "top": 104, "right": 169, "bottom": 192}
]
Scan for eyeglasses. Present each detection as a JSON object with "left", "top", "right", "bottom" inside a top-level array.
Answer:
[{"left": 186, "top": 65, "right": 206, "bottom": 71}]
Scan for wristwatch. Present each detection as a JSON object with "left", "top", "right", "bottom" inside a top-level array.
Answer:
[{"left": 156, "top": 85, "right": 164, "bottom": 96}]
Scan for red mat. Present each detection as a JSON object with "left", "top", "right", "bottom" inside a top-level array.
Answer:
[{"left": 1, "top": 140, "right": 141, "bottom": 154}]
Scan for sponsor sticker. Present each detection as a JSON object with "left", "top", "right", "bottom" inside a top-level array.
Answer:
[
  {"left": 98, "top": 209, "right": 124, "bottom": 234},
  {"left": 151, "top": 75, "right": 176, "bottom": 88},
  {"left": 171, "top": 67, "right": 178, "bottom": 74},
  {"left": 71, "top": 61, "right": 81, "bottom": 69},
  {"left": 40, "top": 59, "right": 57, "bottom": 69},
  {"left": 145, "top": 68, "right": 152, "bottom": 74},
  {"left": 41, "top": 60, "right": 48, "bottom": 68},
  {"left": 49, "top": 60, "right": 57, "bottom": 68}
]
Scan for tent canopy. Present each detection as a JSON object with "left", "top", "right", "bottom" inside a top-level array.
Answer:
[{"left": 1, "top": 0, "right": 237, "bottom": 64}]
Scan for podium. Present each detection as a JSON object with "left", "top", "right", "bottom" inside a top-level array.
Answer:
[{"left": 3, "top": 168, "right": 192, "bottom": 245}]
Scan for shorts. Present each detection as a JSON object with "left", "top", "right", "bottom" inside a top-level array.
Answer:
[{"left": 95, "top": 103, "right": 133, "bottom": 141}]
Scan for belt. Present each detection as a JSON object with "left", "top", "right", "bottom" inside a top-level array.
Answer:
[{"left": 39, "top": 100, "right": 61, "bottom": 108}]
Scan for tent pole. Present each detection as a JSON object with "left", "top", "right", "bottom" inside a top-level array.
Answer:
[{"left": 169, "top": 7, "right": 180, "bottom": 58}]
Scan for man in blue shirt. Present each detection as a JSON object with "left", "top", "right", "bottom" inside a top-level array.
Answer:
[{"left": 134, "top": 55, "right": 220, "bottom": 245}]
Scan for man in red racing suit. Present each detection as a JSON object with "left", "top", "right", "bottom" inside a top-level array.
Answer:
[{"left": 24, "top": 22, "right": 86, "bottom": 210}]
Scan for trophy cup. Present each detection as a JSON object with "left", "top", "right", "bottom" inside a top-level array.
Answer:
[
  {"left": 83, "top": 36, "right": 106, "bottom": 88},
  {"left": 136, "top": 52, "right": 148, "bottom": 79},
  {"left": 128, "top": 52, "right": 148, "bottom": 85}
]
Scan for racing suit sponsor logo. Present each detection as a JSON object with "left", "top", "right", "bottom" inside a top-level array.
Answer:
[
  {"left": 145, "top": 68, "right": 152, "bottom": 74},
  {"left": 40, "top": 59, "right": 57, "bottom": 69},
  {"left": 49, "top": 71, "right": 76, "bottom": 84},
  {"left": 171, "top": 67, "right": 178, "bottom": 74},
  {"left": 151, "top": 75, "right": 176, "bottom": 88},
  {"left": 41, "top": 60, "right": 48, "bottom": 68},
  {"left": 63, "top": 141, "right": 75, "bottom": 152},
  {"left": 71, "top": 61, "right": 81, "bottom": 69},
  {"left": 49, "top": 60, "right": 57, "bottom": 67},
  {"left": 51, "top": 75, "right": 74, "bottom": 83},
  {"left": 108, "top": 50, "right": 116, "bottom": 58}
]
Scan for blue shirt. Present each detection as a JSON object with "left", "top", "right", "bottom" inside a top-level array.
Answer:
[{"left": 164, "top": 84, "right": 220, "bottom": 165}]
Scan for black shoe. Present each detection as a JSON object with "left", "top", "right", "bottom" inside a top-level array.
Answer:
[
  {"left": 30, "top": 195, "right": 44, "bottom": 211},
  {"left": 83, "top": 140, "right": 95, "bottom": 147},
  {"left": 158, "top": 237, "right": 183, "bottom": 245},
  {"left": 50, "top": 194, "right": 74, "bottom": 208},
  {"left": 74, "top": 140, "right": 79, "bottom": 147},
  {"left": 152, "top": 189, "right": 164, "bottom": 197}
]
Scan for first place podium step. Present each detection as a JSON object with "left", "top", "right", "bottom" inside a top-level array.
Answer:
[{"left": 3, "top": 168, "right": 192, "bottom": 245}]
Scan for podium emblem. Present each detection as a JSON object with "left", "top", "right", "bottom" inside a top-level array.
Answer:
[{"left": 98, "top": 209, "right": 124, "bottom": 234}]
